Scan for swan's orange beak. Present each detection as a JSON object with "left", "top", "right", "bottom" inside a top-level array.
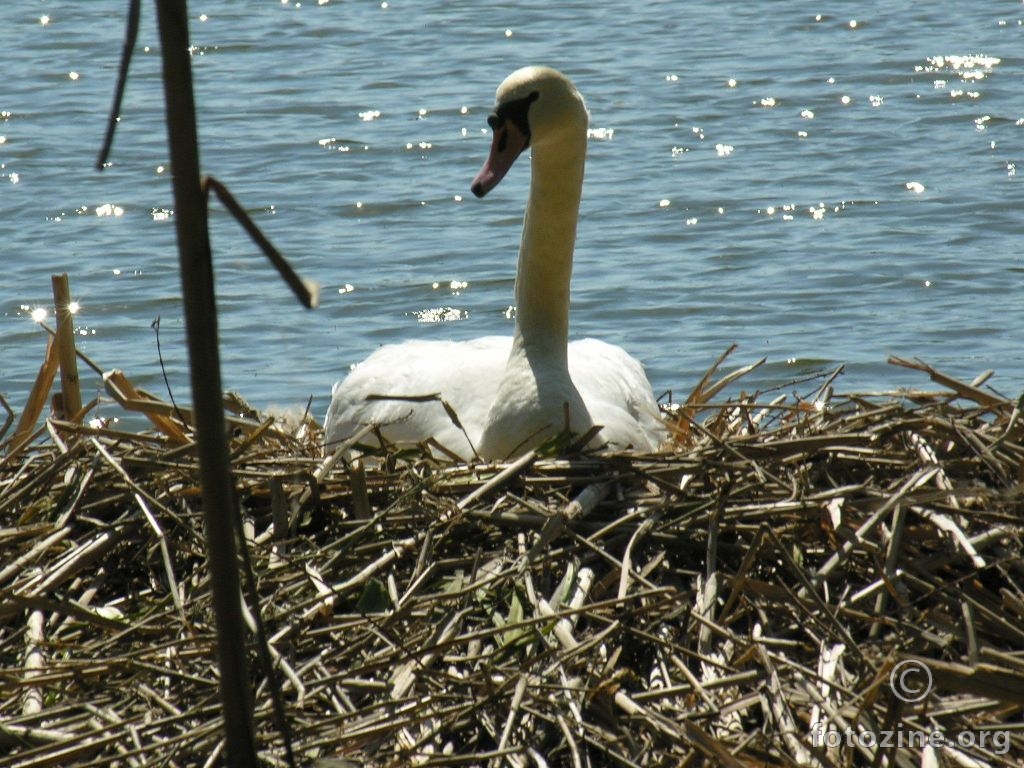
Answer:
[{"left": 471, "top": 121, "right": 529, "bottom": 198}]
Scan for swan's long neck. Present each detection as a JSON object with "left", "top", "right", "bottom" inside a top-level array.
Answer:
[{"left": 512, "top": 135, "right": 586, "bottom": 364}]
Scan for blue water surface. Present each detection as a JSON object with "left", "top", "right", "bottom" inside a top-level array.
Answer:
[{"left": 2, "top": 1, "right": 1022, "bottom": 426}]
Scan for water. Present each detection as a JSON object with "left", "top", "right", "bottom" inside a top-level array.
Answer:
[{"left": 2, "top": 1, "right": 1023, "bottom": 429}]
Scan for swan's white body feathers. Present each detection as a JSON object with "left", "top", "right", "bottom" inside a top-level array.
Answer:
[{"left": 325, "top": 336, "right": 664, "bottom": 458}]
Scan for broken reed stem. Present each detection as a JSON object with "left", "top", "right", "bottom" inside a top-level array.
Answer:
[
  {"left": 10, "top": 335, "right": 60, "bottom": 452},
  {"left": 22, "top": 608, "right": 45, "bottom": 716},
  {"left": 51, "top": 273, "right": 83, "bottom": 421}
]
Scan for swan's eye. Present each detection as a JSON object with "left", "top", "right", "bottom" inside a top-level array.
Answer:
[{"left": 492, "top": 91, "right": 538, "bottom": 143}]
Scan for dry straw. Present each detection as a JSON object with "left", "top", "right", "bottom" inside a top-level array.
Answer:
[{"left": 1, "top": 347, "right": 1022, "bottom": 766}]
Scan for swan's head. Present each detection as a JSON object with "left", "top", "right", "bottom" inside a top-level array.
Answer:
[{"left": 471, "top": 66, "right": 588, "bottom": 198}]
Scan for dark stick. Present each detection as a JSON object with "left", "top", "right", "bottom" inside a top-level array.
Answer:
[
  {"left": 152, "top": 2, "right": 257, "bottom": 765},
  {"left": 96, "top": 0, "right": 140, "bottom": 170},
  {"left": 204, "top": 176, "right": 319, "bottom": 309}
]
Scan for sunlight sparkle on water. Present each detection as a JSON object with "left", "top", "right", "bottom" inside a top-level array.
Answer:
[
  {"left": 30, "top": 307, "right": 47, "bottom": 323},
  {"left": 922, "top": 55, "right": 1001, "bottom": 74},
  {"left": 319, "top": 137, "right": 351, "bottom": 152},
  {"left": 433, "top": 280, "right": 468, "bottom": 294},
  {"left": 412, "top": 307, "right": 467, "bottom": 323}
]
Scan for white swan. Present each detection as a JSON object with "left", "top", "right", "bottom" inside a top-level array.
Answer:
[{"left": 324, "top": 66, "right": 666, "bottom": 460}]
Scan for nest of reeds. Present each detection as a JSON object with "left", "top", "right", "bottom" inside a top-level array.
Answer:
[{"left": 1, "top": 350, "right": 1022, "bottom": 767}]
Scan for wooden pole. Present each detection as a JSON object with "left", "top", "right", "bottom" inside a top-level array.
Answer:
[
  {"left": 153, "top": 1, "right": 257, "bottom": 764},
  {"left": 51, "top": 273, "right": 83, "bottom": 420}
]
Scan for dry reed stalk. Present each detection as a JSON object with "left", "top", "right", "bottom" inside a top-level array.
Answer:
[
  {"left": 51, "top": 274, "right": 83, "bottom": 422},
  {"left": 9, "top": 336, "right": 60, "bottom": 454}
]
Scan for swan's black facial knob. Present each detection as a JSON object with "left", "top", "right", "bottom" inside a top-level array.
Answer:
[{"left": 488, "top": 91, "right": 538, "bottom": 145}]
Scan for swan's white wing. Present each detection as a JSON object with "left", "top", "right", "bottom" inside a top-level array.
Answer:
[
  {"left": 324, "top": 336, "right": 511, "bottom": 458},
  {"left": 568, "top": 338, "right": 667, "bottom": 452}
]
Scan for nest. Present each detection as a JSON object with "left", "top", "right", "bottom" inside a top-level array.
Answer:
[{"left": 1, "top": 352, "right": 1022, "bottom": 767}]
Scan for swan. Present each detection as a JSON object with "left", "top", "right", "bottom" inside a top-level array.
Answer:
[{"left": 324, "top": 66, "right": 666, "bottom": 460}]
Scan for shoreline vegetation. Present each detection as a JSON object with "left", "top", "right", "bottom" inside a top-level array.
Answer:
[{"left": 2, "top": 323, "right": 1021, "bottom": 765}]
